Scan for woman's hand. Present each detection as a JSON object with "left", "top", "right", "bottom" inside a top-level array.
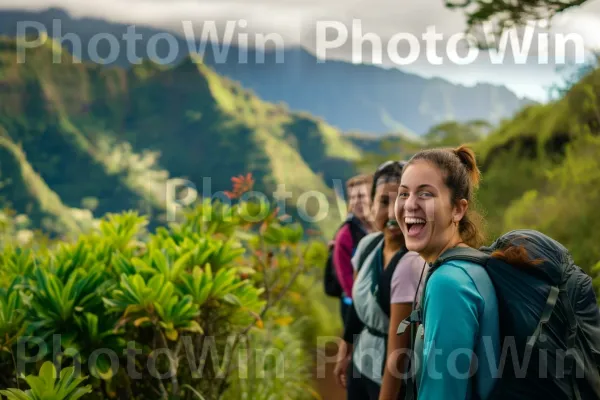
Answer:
[
  {"left": 333, "top": 339, "right": 352, "bottom": 388},
  {"left": 333, "top": 355, "right": 350, "bottom": 388}
]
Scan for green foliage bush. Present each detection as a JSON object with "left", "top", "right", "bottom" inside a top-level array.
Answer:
[
  {"left": 500, "top": 132, "right": 600, "bottom": 299},
  {"left": 0, "top": 190, "right": 332, "bottom": 399},
  {"left": 0, "top": 361, "right": 92, "bottom": 400}
]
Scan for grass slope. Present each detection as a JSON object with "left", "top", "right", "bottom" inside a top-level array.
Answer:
[
  {"left": 473, "top": 66, "right": 600, "bottom": 277},
  {"left": 0, "top": 36, "right": 362, "bottom": 238},
  {"left": 0, "top": 127, "right": 93, "bottom": 236}
]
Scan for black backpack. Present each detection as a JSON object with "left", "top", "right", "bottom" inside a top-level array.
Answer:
[
  {"left": 400, "top": 229, "right": 600, "bottom": 400},
  {"left": 323, "top": 215, "right": 367, "bottom": 297}
]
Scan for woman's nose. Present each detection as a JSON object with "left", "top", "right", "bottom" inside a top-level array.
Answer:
[
  {"left": 404, "top": 193, "right": 418, "bottom": 211},
  {"left": 388, "top": 204, "right": 396, "bottom": 219}
]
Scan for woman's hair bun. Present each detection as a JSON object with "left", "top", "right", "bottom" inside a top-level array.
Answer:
[{"left": 453, "top": 145, "right": 481, "bottom": 188}]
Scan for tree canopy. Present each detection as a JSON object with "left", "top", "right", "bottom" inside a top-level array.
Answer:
[{"left": 444, "top": 0, "right": 590, "bottom": 48}]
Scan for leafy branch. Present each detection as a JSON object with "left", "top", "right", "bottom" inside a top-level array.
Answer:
[
  {"left": 444, "top": 0, "right": 590, "bottom": 50},
  {"left": 215, "top": 238, "right": 307, "bottom": 399}
]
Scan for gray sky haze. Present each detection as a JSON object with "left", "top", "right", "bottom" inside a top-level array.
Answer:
[{"left": 2, "top": 0, "right": 599, "bottom": 101}]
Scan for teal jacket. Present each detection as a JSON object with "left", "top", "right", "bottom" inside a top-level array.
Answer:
[{"left": 416, "top": 259, "right": 501, "bottom": 399}]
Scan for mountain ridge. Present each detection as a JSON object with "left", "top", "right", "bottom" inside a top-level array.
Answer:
[
  {"left": 0, "top": 6, "right": 536, "bottom": 136},
  {"left": 0, "top": 35, "right": 363, "bottom": 239}
]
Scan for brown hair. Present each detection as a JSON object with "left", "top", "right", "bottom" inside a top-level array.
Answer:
[
  {"left": 346, "top": 173, "right": 373, "bottom": 192},
  {"left": 403, "top": 145, "right": 486, "bottom": 248},
  {"left": 405, "top": 145, "right": 539, "bottom": 267},
  {"left": 491, "top": 245, "right": 544, "bottom": 269}
]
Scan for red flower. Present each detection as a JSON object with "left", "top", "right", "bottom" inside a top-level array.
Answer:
[{"left": 224, "top": 172, "right": 255, "bottom": 199}]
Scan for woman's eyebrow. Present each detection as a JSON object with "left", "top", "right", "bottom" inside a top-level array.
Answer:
[{"left": 400, "top": 184, "right": 435, "bottom": 189}]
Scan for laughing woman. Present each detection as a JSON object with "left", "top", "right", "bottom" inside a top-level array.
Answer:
[
  {"left": 395, "top": 145, "right": 500, "bottom": 400},
  {"left": 333, "top": 161, "right": 427, "bottom": 400}
]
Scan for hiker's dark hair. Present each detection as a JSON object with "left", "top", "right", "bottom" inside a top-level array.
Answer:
[
  {"left": 403, "top": 145, "right": 485, "bottom": 248},
  {"left": 370, "top": 161, "right": 404, "bottom": 201}
]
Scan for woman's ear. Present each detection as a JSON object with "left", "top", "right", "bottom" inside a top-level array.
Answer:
[{"left": 453, "top": 199, "right": 468, "bottom": 222}]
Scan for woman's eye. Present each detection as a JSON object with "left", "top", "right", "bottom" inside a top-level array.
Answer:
[
  {"left": 398, "top": 192, "right": 408, "bottom": 199},
  {"left": 419, "top": 192, "right": 433, "bottom": 198}
]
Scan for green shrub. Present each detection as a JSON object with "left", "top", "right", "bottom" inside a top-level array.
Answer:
[
  {"left": 0, "top": 178, "right": 331, "bottom": 399},
  {"left": 0, "top": 361, "right": 92, "bottom": 400},
  {"left": 500, "top": 132, "right": 600, "bottom": 300}
]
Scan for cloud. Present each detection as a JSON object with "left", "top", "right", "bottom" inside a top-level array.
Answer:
[
  {"left": 4, "top": 0, "right": 598, "bottom": 50},
  {"left": 1, "top": 0, "right": 599, "bottom": 101}
]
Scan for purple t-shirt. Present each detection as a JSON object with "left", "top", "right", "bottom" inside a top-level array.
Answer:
[{"left": 390, "top": 251, "right": 428, "bottom": 305}]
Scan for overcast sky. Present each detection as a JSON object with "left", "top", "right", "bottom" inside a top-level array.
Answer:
[{"left": 1, "top": 0, "right": 600, "bottom": 101}]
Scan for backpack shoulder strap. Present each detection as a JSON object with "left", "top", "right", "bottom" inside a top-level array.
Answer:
[
  {"left": 431, "top": 246, "right": 490, "bottom": 271},
  {"left": 397, "top": 246, "right": 489, "bottom": 336},
  {"left": 426, "top": 246, "right": 491, "bottom": 318},
  {"left": 346, "top": 216, "right": 367, "bottom": 245},
  {"left": 356, "top": 233, "right": 384, "bottom": 273}
]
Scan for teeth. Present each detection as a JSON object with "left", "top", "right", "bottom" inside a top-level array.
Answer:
[{"left": 405, "top": 217, "right": 426, "bottom": 224}]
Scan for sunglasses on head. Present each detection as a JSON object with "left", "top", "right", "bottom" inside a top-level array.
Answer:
[
  {"left": 372, "top": 160, "right": 406, "bottom": 194},
  {"left": 376, "top": 160, "right": 406, "bottom": 173}
]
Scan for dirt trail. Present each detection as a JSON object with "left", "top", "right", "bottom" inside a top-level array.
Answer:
[{"left": 313, "top": 340, "right": 346, "bottom": 400}]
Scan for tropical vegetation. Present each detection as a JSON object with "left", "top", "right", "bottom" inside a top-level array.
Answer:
[{"left": 0, "top": 174, "right": 338, "bottom": 399}]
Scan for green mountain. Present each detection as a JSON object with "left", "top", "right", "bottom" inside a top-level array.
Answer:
[
  {"left": 0, "top": 127, "right": 95, "bottom": 236},
  {"left": 0, "top": 7, "right": 535, "bottom": 136},
  {"left": 0, "top": 36, "right": 363, "bottom": 239}
]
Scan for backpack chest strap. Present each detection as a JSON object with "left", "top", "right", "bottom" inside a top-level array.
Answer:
[{"left": 397, "top": 309, "right": 422, "bottom": 335}]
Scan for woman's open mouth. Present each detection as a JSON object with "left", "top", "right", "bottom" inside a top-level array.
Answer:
[{"left": 405, "top": 217, "right": 427, "bottom": 237}]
